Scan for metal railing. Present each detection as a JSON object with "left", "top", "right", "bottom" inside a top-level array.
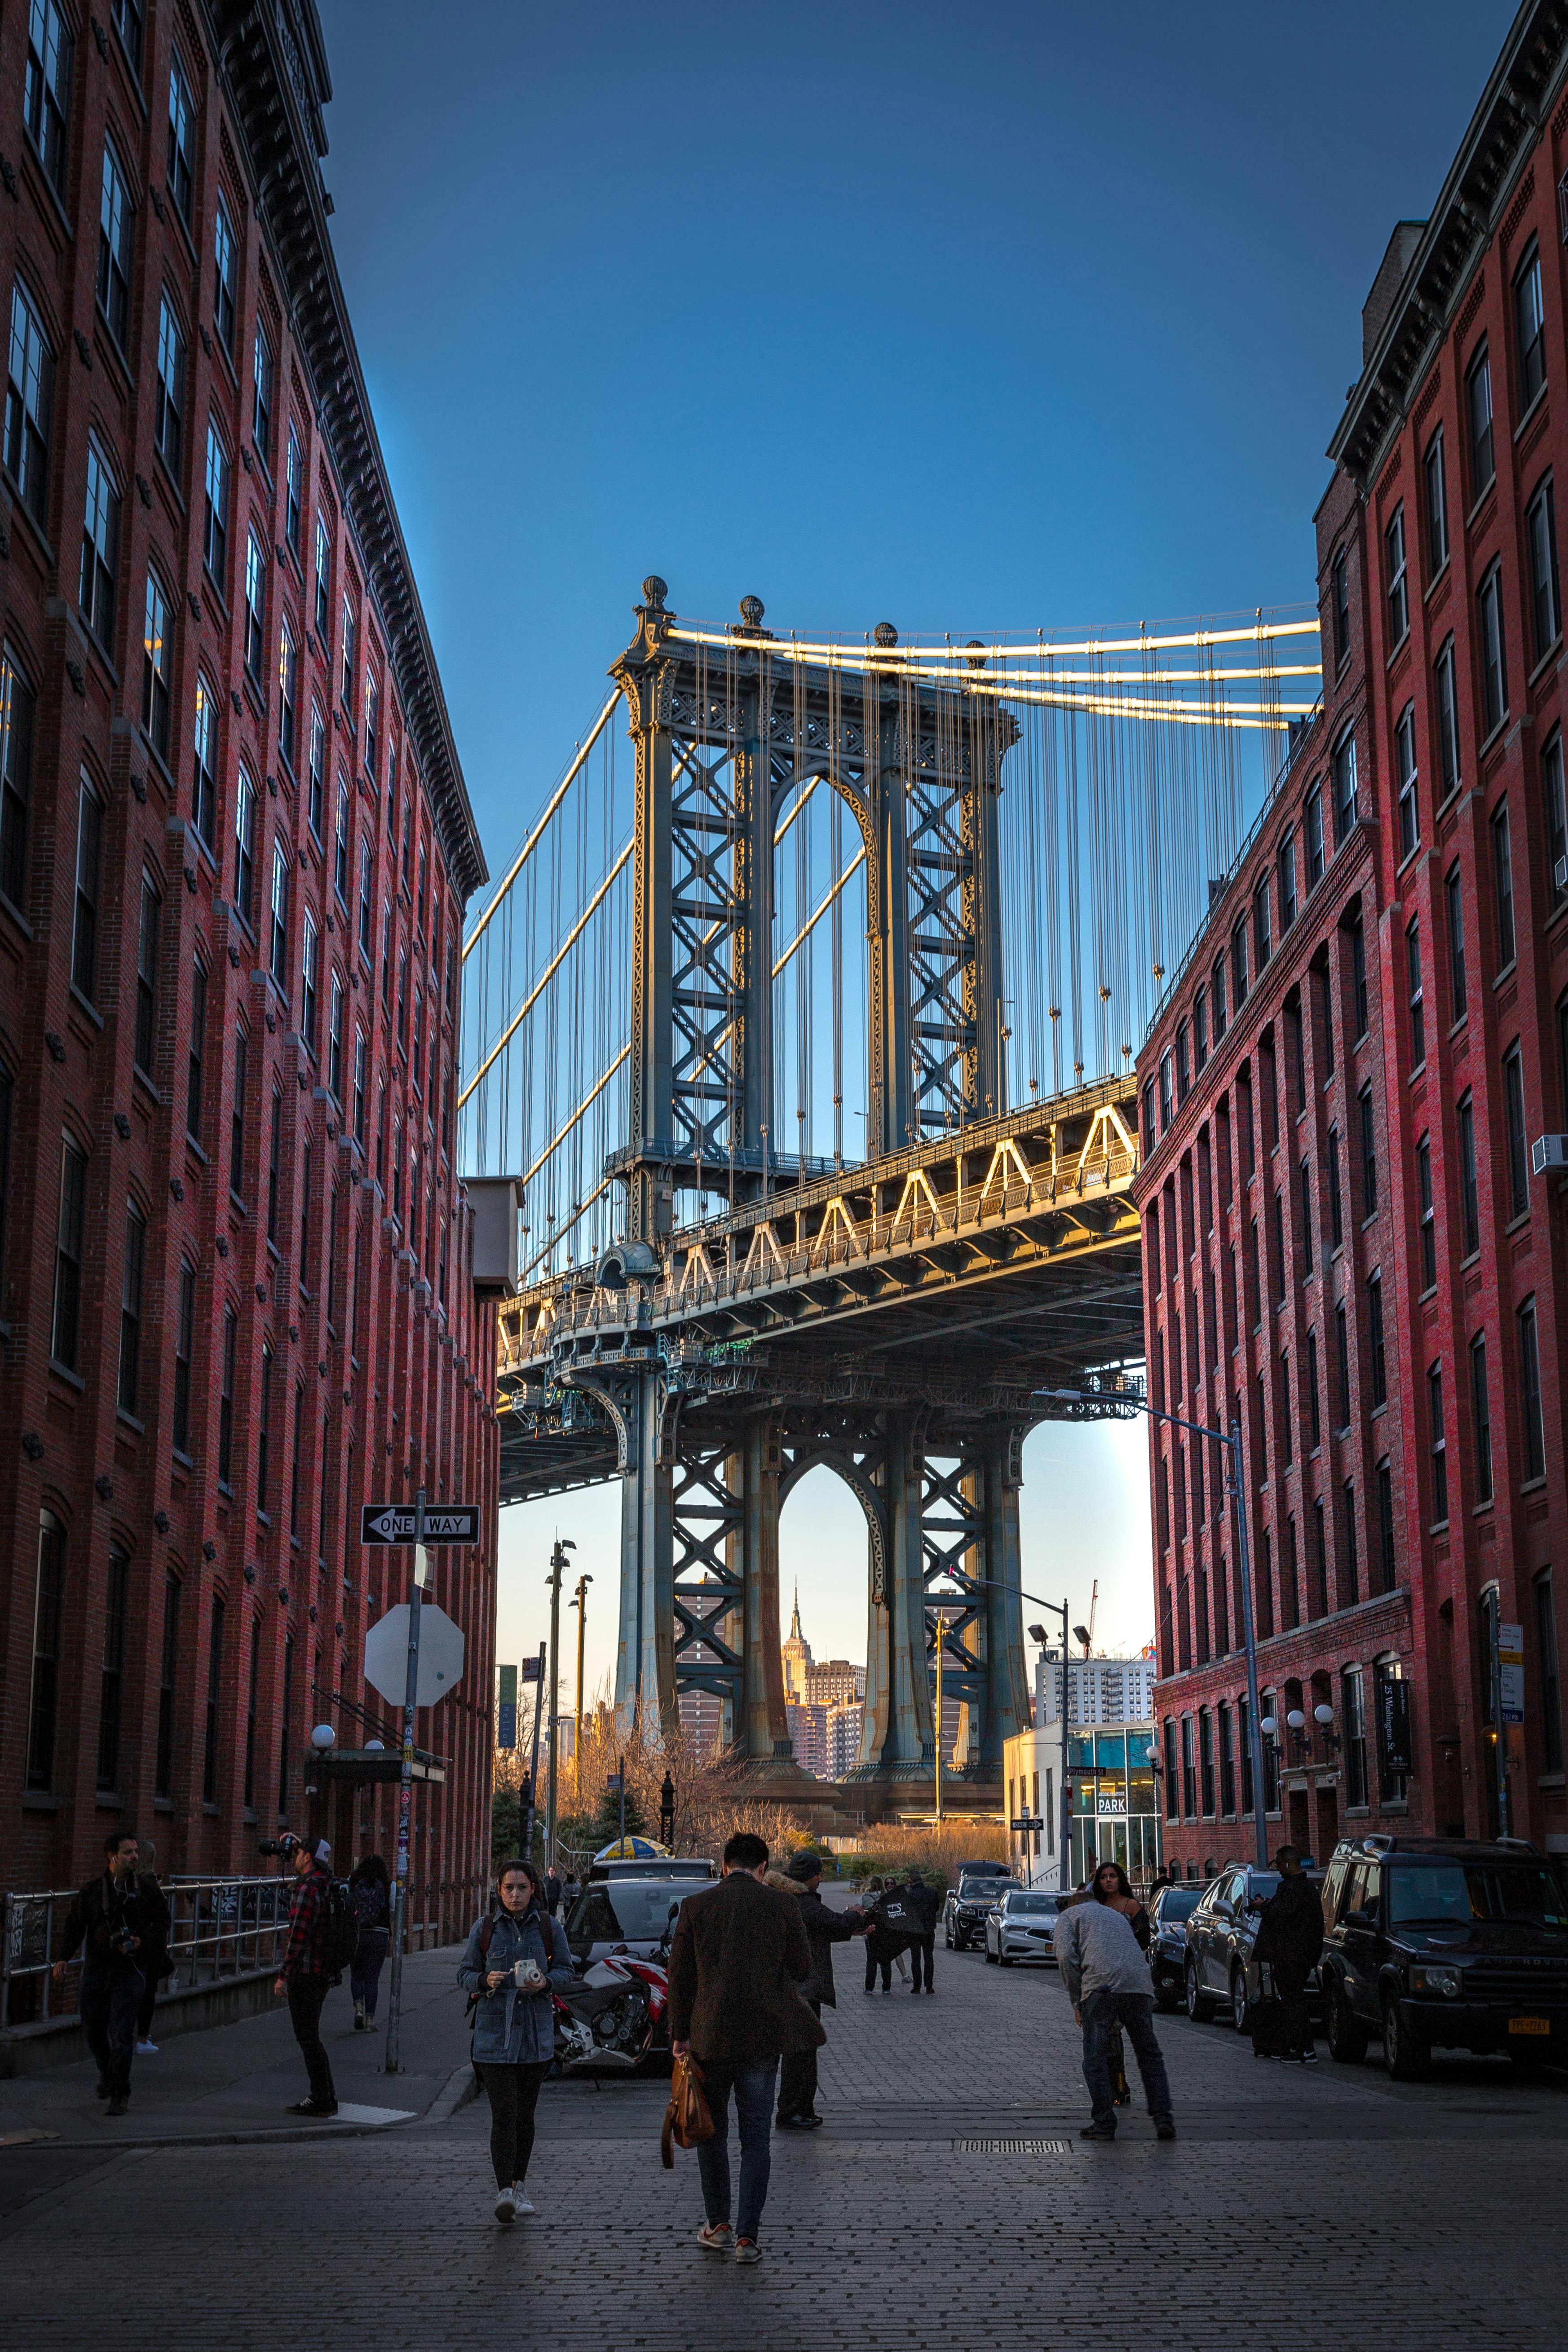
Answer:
[{"left": 2, "top": 1874, "right": 293, "bottom": 2029}]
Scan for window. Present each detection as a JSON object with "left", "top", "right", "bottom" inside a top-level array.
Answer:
[
  {"left": 257, "top": 1344, "right": 273, "bottom": 1513},
  {"left": 243, "top": 1613, "right": 261, "bottom": 1813},
  {"left": 71, "top": 774, "right": 103, "bottom": 1000},
  {"left": 1445, "top": 862, "right": 1467, "bottom": 1022},
  {"left": 110, "top": 0, "right": 142, "bottom": 68},
  {"left": 1334, "top": 1297, "right": 1351, "bottom": 1429},
  {"left": 1211, "top": 950, "right": 1227, "bottom": 1040},
  {"left": 1327, "top": 1123, "right": 1343, "bottom": 1250},
  {"left": 1305, "top": 783, "right": 1325, "bottom": 888},
  {"left": 1368, "top": 1273, "right": 1387, "bottom": 1410},
  {"left": 358, "top": 839, "right": 373, "bottom": 958},
  {"left": 401, "top": 789, "right": 413, "bottom": 885},
  {"left": 1515, "top": 242, "right": 1546, "bottom": 411},
  {"left": 1175, "top": 1023, "right": 1190, "bottom": 1106},
  {"left": 1142, "top": 1079, "right": 1157, "bottom": 1154},
  {"left": 1158, "top": 1052, "right": 1172, "bottom": 1133},
  {"left": 353, "top": 1026, "right": 367, "bottom": 1147},
  {"left": 300, "top": 1135, "right": 312, "bottom": 1272},
  {"left": 167, "top": 49, "right": 194, "bottom": 222},
  {"left": 217, "top": 1304, "right": 237, "bottom": 1489},
  {"left": 1402, "top": 919, "right": 1424, "bottom": 1068},
  {"left": 1277, "top": 831, "right": 1296, "bottom": 930},
  {"left": 97, "top": 141, "right": 133, "bottom": 349},
  {"left": 267, "top": 1086, "right": 282, "bottom": 1244},
  {"left": 173, "top": 1259, "right": 194, "bottom": 1454},
  {"left": 1536, "top": 1575, "right": 1562, "bottom": 1776},
  {"left": 1332, "top": 729, "right": 1358, "bottom": 844},
  {"left": 244, "top": 533, "right": 265, "bottom": 679},
  {"left": 134, "top": 870, "right": 159, "bottom": 1076},
  {"left": 364, "top": 669, "right": 380, "bottom": 783},
  {"left": 213, "top": 199, "right": 237, "bottom": 354},
  {"left": 0, "top": 651, "right": 34, "bottom": 922},
  {"left": 301, "top": 911, "right": 318, "bottom": 1052},
  {"left": 1457, "top": 1092, "right": 1479, "bottom": 1257},
  {"left": 1502, "top": 1043, "right": 1529, "bottom": 1220},
  {"left": 1306, "top": 1326, "right": 1321, "bottom": 1449},
  {"left": 314, "top": 514, "right": 331, "bottom": 639},
  {"left": 1424, "top": 426, "right": 1449, "bottom": 576},
  {"left": 1349, "top": 917, "right": 1368, "bottom": 1041},
  {"left": 341, "top": 592, "right": 357, "bottom": 707},
  {"left": 290, "top": 1381, "right": 305, "bottom": 1538},
  {"left": 1433, "top": 637, "right": 1459, "bottom": 801},
  {"left": 1468, "top": 341, "right": 1494, "bottom": 495},
  {"left": 397, "top": 950, "right": 409, "bottom": 1051},
  {"left": 1299, "top": 1156, "right": 1313, "bottom": 1275},
  {"left": 112, "top": 1200, "right": 147, "bottom": 1422},
  {"left": 1519, "top": 1298, "right": 1546, "bottom": 1482},
  {"left": 80, "top": 441, "right": 119, "bottom": 647},
  {"left": 1199, "top": 1709, "right": 1215, "bottom": 1815},
  {"left": 1180, "top": 1715, "right": 1197, "bottom": 1819},
  {"left": 1341, "top": 1479, "right": 1359, "bottom": 1607},
  {"left": 234, "top": 766, "right": 256, "bottom": 926},
  {"left": 1527, "top": 476, "right": 1561, "bottom": 661},
  {"left": 1384, "top": 503, "right": 1409, "bottom": 645},
  {"left": 1546, "top": 731, "right": 1568, "bottom": 911},
  {"left": 230, "top": 1024, "right": 248, "bottom": 1198},
  {"left": 1416, "top": 1133, "right": 1435, "bottom": 1291},
  {"left": 204, "top": 423, "right": 229, "bottom": 583},
  {"left": 285, "top": 423, "right": 302, "bottom": 555},
  {"left": 328, "top": 972, "right": 344, "bottom": 1102},
  {"left": 1377, "top": 1457, "right": 1395, "bottom": 1593},
  {"left": 278, "top": 1634, "right": 294, "bottom": 1813},
  {"left": 1254, "top": 877, "right": 1271, "bottom": 970},
  {"left": 1478, "top": 565, "right": 1507, "bottom": 736},
  {"left": 1428, "top": 1361, "right": 1448, "bottom": 1524},
  {"left": 141, "top": 571, "right": 172, "bottom": 760},
  {"left": 1331, "top": 550, "right": 1349, "bottom": 667},
  {"left": 187, "top": 959, "right": 207, "bottom": 1141},
  {"left": 1231, "top": 915, "right": 1248, "bottom": 1008},
  {"left": 154, "top": 1571, "right": 179, "bottom": 1800},
  {"left": 5, "top": 283, "right": 54, "bottom": 533},
  {"left": 335, "top": 773, "right": 350, "bottom": 902},
  {"left": 327, "top": 1180, "right": 341, "bottom": 1327},
  {"left": 413, "top": 989, "right": 425, "bottom": 1096},
  {"left": 252, "top": 320, "right": 272, "bottom": 464},
  {"left": 1358, "top": 1083, "right": 1377, "bottom": 1216},
  {"left": 202, "top": 1594, "right": 225, "bottom": 1806},
  {"left": 269, "top": 844, "right": 289, "bottom": 989},
  {"left": 1470, "top": 1333, "right": 1493, "bottom": 1505},
  {"left": 24, "top": 0, "right": 72, "bottom": 194},
  {"left": 26, "top": 1513, "right": 66, "bottom": 1791},
  {"left": 1395, "top": 703, "right": 1418, "bottom": 860},
  {"left": 97, "top": 1544, "right": 128, "bottom": 1793},
  {"left": 52, "top": 1137, "right": 86, "bottom": 1370},
  {"left": 1492, "top": 797, "right": 1515, "bottom": 970},
  {"left": 307, "top": 703, "right": 325, "bottom": 840},
  {"left": 1343, "top": 1668, "right": 1367, "bottom": 1809}
]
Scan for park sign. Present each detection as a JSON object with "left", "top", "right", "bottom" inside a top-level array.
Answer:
[{"left": 361, "top": 1502, "right": 481, "bottom": 1545}]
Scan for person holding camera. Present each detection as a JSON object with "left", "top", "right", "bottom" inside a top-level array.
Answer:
[
  {"left": 272, "top": 1835, "right": 339, "bottom": 2116},
  {"left": 53, "top": 1832, "right": 168, "bottom": 2117},
  {"left": 458, "top": 1858, "right": 573, "bottom": 2222}
]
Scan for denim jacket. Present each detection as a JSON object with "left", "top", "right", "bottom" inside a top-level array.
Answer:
[{"left": 457, "top": 1904, "right": 574, "bottom": 2065}]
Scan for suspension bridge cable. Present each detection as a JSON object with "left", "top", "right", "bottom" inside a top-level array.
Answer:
[{"left": 463, "top": 690, "right": 622, "bottom": 958}]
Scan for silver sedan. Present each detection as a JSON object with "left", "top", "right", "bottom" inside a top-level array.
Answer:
[{"left": 985, "top": 1887, "right": 1075, "bottom": 1966}]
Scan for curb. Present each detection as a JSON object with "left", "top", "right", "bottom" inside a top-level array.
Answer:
[{"left": 426, "top": 2062, "right": 480, "bottom": 2123}]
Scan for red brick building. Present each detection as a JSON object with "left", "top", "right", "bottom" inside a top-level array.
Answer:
[
  {"left": 0, "top": 0, "right": 499, "bottom": 1954},
  {"left": 1137, "top": 4, "right": 1568, "bottom": 1879}
]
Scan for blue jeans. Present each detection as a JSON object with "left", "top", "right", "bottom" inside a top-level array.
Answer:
[
  {"left": 351, "top": 1929, "right": 389, "bottom": 2017},
  {"left": 696, "top": 2057, "right": 778, "bottom": 2243},
  {"left": 1081, "top": 1990, "right": 1173, "bottom": 2129},
  {"left": 80, "top": 1963, "right": 144, "bottom": 2097}
]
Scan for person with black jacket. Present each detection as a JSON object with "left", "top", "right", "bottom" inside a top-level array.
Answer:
[
  {"left": 53, "top": 1833, "right": 168, "bottom": 2117},
  {"left": 1253, "top": 1845, "right": 1325, "bottom": 2064},
  {"left": 768, "top": 1852, "right": 862, "bottom": 2128},
  {"left": 902, "top": 1867, "right": 940, "bottom": 1993}
]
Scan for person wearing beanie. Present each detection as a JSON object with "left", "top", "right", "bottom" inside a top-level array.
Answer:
[{"left": 767, "top": 1852, "right": 863, "bottom": 2129}]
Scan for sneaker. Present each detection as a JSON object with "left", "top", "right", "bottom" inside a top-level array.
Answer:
[
  {"left": 365, "top": 2019, "right": 379, "bottom": 2033},
  {"left": 1297, "top": 2048, "right": 1319, "bottom": 2065},
  {"left": 798, "top": 2112, "right": 824, "bottom": 2128},
  {"left": 283, "top": 2100, "right": 339, "bottom": 2118},
  {"left": 95, "top": 2076, "right": 111, "bottom": 2100},
  {"left": 696, "top": 2221, "right": 733, "bottom": 2253},
  {"left": 1155, "top": 2120, "right": 1178, "bottom": 2141},
  {"left": 106, "top": 2095, "right": 129, "bottom": 2118},
  {"left": 135, "top": 2039, "right": 159, "bottom": 2055},
  {"left": 494, "top": 2186, "right": 516, "bottom": 2224},
  {"left": 734, "top": 2239, "right": 762, "bottom": 2265},
  {"left": 513, "top": 2186, "right": 534, "bottom": 2216},
  {"left": 1079, "top": 2122, "right": 1116, "bottom": 2141},
  {"left": 353, "top": 2005, "right": 366, "bottom": 2032}
]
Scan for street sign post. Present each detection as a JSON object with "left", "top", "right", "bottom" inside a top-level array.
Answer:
[{"left": 362, "top": 1503, "right": 480, "bottom": 1545}]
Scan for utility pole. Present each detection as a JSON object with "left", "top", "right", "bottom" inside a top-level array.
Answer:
[
  {"left": 521, "top": 1640, "right": 546, "bottom": 1861},
  {"left": 934, "top": 1618, "right": 945, "bottom": 1825},
  {"left": 544, "top": 1538, "right": 574, "bottom": 1868},
  {"left": 570, "top": 1571, "right": 593, "bottom": 1799},
  {"left": 385, "top": 1485, "right": 427, "bottom": 2075}
]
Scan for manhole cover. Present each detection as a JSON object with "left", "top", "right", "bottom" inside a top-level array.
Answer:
[{"left": 952, "top": 2137, "right": 1071, "bottom": 2154}]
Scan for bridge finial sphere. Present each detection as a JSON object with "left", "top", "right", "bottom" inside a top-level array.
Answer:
[
  {"left": 965, "top": 637, "right": 986, "bottom": 672},
  {"left": 874, "top": 621, "right": 898, "bottom": 648},
  {"left": 642, "top": 575, "right": 668, "bottom": 610},
  {"left": 739, "top": 594, "right": 764, "bottom": 628}
]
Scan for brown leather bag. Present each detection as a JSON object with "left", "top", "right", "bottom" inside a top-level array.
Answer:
[{"left": 661, "top": 2050, "right": 715, "bottom": 2168}]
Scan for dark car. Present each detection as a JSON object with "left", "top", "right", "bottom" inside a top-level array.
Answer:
[
  {"left": 1148, "top": 1882, "right": 1203, "bottom": 2012},
  {"left": 944, "top": 1874, "right": 1022, "bottom": 1951},
  {"left": 1183, "top": 1862, "right": 1325, "bottom": 2030},
  {"left": 1318, "top": 1835, "right": 1568, "bottom": 2081},
  {"left": 565, "top": 1876, "right": 701, "bottom": 1972}
]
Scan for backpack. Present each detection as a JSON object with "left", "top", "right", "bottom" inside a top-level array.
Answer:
[{"left": 325, "top": 1880, "right": 361, "bottom": 1983}]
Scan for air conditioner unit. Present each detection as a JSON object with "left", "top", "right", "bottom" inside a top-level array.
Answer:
[{"left": 1533, "top": 1134, "right": 1568, "bottom": 1176}]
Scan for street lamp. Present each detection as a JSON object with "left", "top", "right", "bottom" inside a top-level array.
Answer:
[
  {"left": 921, "top": 1569, "right": 1073, "bottom": 1887},
  {"left": 1040, "top": 1384, "right": 1270, "bottom": 1869}
]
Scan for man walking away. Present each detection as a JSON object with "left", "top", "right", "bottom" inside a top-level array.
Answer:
[
  {"left": 903, "top": 1868, "right": 939, "bottom": 1994},
  {"left": 668, "top": 1831, "right": 821, "bottom": 2265},
  {"left": 769, "top": 1852, "right": 861, "bottom": 2127},
  {"left": 273, "top": 1835, "right": 338, "bottom": 2116},
  {"left": 1253, "top": 1845, "right": 1325, "bottom": 2064},
  {"left": 1054, "top": 1875, "right": 1176, "bottom": 2142},
  {"left": 53, "top": 1834, "right": 168, "bottom": 2116},
  {"left": 348, "top": 1854, "right": 391, "bottom": 2031},
  {"left": 544, "top": 1865, "right": 563, "bottom": 1918}
]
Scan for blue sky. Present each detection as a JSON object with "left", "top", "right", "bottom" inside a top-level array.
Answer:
[{"left": 318, "top": 0, "right": 1515, "bottom": 1694}]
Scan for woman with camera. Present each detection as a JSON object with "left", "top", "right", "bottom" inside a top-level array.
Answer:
[{"left": 457, "top": 1858, "right": 574, "bottom": 2222}]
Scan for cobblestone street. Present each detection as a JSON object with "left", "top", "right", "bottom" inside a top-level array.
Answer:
[{"left": 4, "top": 1915, "right": 1566, "bottom": 2348}]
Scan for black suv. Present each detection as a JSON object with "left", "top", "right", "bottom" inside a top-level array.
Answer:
[
  {"left": 943, "top": 1872, "right": 1020, "bottom": 1952},
  {"left": 1319, "top": 1835, "right": 1568, "bottom": 2081}
]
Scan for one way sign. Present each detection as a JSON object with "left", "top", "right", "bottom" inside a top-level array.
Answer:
[{"left": 361, "top": 1503, "right": 481, "bottom": 1546}]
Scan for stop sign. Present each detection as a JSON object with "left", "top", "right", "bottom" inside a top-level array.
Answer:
[{"left": 364, "top": 1603, "right": 465, "bottom": 1709}]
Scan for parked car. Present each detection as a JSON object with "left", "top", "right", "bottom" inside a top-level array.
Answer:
[
  {"left": 587, "top": 1857, "right": 716, "bottom": 1883},
  {"left": 564, "top": 1876, "right": 702, "bottom": 1972},
  {"left": 1183, "top": 1862, "right": 1325, "bottom": 2030},
  {"left": 1318, "top": 1834, "right": 1568, "bottom": 2081},
  {"left": 944, "top": 1874, "right": 1022, "bottom": 1951},
  {"left": 1147, "top": 1882, "right": 1203, "bottom": 2011},
  {"left": 985, "top": 1886, "right": 1074, "bottom": 1965}
]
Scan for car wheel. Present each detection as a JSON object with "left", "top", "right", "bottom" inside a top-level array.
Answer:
[
  {"left": 1326, "top": 1985, "right": 1369, "bottom": 2065},
  {"left": 999, "top": 1949, "right": 1013, "bottom": 1968},
  {"left": 1507, "top": 2046, "right": 1547, "bottom": 2077},
  {"left": 1381, "top": 1993, "right": 1431, "bottom": 2083},
  {"left": 1185, "top": 1956, "right": 1215, "bottom": 2024},
  {"left": 1230, "top": 1969, "right": 1250, "bottom": 2033}
]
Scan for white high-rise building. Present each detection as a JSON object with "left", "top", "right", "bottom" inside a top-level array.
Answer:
[{"left": 1034, "top": 1651, "right": 1157, "bottom": 1728}]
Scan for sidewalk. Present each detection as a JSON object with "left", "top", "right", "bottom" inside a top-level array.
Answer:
[{"left": 0, "top": 1945, "right": 475, "bottom": 2150}]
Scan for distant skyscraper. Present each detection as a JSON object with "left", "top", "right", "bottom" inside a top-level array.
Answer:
[
  {"left": 782, "top": 1587, "right": 813, "bottom": 1702},
  {"left": 679, "top": 1685, "right": 725, "bottom": 1757},
  {"left": 1034, "top": 1653, "right": 1157, "bottom": 1728},
  {"left": 780, "top": 1593, "right": 865, "bottom": 1774}
]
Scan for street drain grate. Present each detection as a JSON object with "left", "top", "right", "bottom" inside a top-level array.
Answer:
[{"left": 952, "top": 2138, "right": 1071, "bottom": 2155}]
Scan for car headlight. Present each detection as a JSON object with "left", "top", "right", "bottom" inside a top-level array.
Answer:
[{"left": 1409, "top": 1965, "right": 1462, "bottom": 1998}]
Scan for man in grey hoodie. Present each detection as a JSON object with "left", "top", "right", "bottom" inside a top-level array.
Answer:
[{"left": 1053, "top": 1885, "right": 1177, "bottom": 2141}]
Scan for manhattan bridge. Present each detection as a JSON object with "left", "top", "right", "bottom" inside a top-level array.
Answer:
[{"left": 458, "top": 581, "right": 1321, "bottom": 1808}]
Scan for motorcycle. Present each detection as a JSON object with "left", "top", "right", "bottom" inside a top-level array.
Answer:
[{"left": 553, "top": 1944, "right": 669, "bottom": 2073}]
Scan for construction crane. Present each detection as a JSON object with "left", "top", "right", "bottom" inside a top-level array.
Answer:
[{"left": 1072, "top": 1581, "right": 1099, "bottom": 1658}]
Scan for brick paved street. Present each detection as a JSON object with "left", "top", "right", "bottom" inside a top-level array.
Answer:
[{"left": 3, "top": 1902, "right": 1567, "bottom": 2348}]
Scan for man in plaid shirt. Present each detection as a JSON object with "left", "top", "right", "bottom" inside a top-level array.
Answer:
[{"left": 273, "top": 1837, "right": 338, "bottom": 2116}]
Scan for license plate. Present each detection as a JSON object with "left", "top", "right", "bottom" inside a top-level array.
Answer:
[{"left": 1509, "top": 2016, "right": 1551, "bottom": 2036}]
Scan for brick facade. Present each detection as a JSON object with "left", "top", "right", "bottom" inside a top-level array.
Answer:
[{"left": 0, "top": 0, "right": 499, "bottom": 1959}]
